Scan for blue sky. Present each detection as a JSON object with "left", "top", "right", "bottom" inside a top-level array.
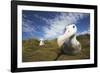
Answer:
[{"left": 22, "top": 10, "right": 90, "bottom": 40}]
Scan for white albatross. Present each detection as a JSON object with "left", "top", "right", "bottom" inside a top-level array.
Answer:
[
  {"left": 39, "top": 39, "right": 45, "bottom": 46},
  {"left": 57, "top": 24, "right": 81, "bottom": 54}
]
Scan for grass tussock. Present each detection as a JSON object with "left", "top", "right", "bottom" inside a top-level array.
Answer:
[{"left": 22, "top": 34, "right": 90, "bottom": 62}]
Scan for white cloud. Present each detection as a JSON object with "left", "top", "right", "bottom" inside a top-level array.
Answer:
[
  {"left": 22, "top": 15, "right": 39, "bottom": 38},
  {"left": 77, "top": 27, "right": 90, "bottom": 35},
  {"left": 22, "top": 12, "right": 89, "bottom": 40},
  {"left": 78, "top": 30, "right": 89, "bottom": 35},
  {"left": 22, "top": 20, "right": 35, "bottom": 33},
  {"left": 41, "top": 12, "right": 88, "bottom": 40}
]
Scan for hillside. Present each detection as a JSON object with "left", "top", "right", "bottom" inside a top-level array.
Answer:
[{"left": 22, "top": 34, "right": 90, "bottom": 62}]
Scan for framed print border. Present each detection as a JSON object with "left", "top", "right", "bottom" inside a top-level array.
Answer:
[{"left": 11, "top": 1, "right": 97, "bottom": 72}]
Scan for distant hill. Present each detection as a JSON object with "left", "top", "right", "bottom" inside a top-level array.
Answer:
[{"left": 22, "top": 34, "right": 90, "bottom": 62}]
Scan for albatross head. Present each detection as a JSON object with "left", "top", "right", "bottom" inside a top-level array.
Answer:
[{"left": 64, "top": 24, "right": 77, "bottom": 37}]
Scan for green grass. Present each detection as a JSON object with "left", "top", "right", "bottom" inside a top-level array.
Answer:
[{"left": 22, "top": 34, "right": 90, "bottom": 62}]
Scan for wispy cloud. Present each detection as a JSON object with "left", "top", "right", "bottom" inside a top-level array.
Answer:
[
  {"left": 22, "top": 20, "right": 35, "bottom": 33},
  {"left": 39, "top": 13, "right": 89, "bottom": 40},
  {"left": 22, "top": 14, "right": 42, "bottom": 39},
  {"left": 22, "top": 11, "right": 89, "bottom": 40}
]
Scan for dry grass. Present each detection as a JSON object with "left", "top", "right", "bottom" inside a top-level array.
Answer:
[{"left": 22, "top": 34, "right": 90, "bottom": 62}]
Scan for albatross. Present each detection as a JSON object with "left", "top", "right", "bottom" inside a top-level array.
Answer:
[{"left": 57, "top": 24, "right": 81, "bottom": 54}]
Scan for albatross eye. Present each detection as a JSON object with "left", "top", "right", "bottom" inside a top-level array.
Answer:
[{"left": 73, "top": 25, "right": 75, "bottom": 28}]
